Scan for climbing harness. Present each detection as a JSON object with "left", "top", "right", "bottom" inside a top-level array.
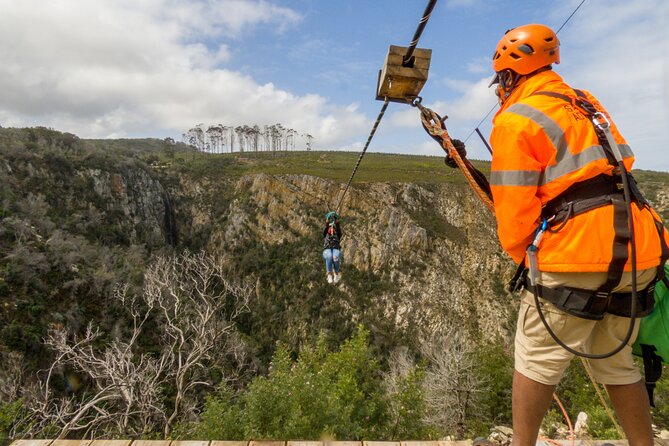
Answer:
[
  {"left": 334, "top": 0, "right": 438, "bottom": 215},
  {"left": 513, "top": 89, "right": 669, "bottom": 361}
]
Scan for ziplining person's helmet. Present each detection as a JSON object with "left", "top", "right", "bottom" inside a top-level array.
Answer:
[
  {"left": 490, "top": 24, "right": 560, "bottom": 104},
  {"left": 325, "top": 211, "right": 340, "bottom": 223}
]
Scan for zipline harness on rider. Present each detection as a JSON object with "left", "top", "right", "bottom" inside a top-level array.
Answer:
[{"left": 420, "top": 24, "right": 669, "bottom": 406}]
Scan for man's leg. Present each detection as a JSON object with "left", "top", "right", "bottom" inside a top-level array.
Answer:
[
  {"left": 605, "top": 380, "right": 653, "bottom": 446},
  {"left": 512, "top": 371, "right": 555, "bottom": 446}
]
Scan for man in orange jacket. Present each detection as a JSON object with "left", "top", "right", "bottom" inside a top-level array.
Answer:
[{"left": 487, "top": 24, "right": 669, "bottom": 446}]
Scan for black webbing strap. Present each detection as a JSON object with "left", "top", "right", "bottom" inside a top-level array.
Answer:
[
  {"left": 641, "top": 344, "right": 663, "bottom": 407},
  {"left": 527, "top": 279, "right": 655, "bottom": 320},
  {"left": 533, "top": 89, "right": 629, "bottom": 292},
  {"left": 600, "top": 198, "right": 631, "bottom": 292},
  {"left": 508, "top": 260, "right": 528, "bottom": 293},
  {"left": 542, "top": 174, "right": 621, "bottom": 221}
]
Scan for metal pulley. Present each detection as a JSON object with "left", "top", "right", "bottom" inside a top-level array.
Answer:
[{"left": 376, "top": 45, "right": 432, "bottom": 103}]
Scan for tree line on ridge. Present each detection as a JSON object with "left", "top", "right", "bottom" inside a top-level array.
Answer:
[{"left": 182, "top": 123, "right": 314, "bottom": 153}]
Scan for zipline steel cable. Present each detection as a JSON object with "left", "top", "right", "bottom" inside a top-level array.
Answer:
[
  {"left": 334, "top": 0, "right": 439, "bottom": 214},
  {"left": 462, "top": 0, "right": 588, "bottom": 147}
]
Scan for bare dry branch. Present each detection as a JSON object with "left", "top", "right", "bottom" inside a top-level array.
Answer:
[{"left": 22, "top": 250, "right": 252, "bottom": 439}]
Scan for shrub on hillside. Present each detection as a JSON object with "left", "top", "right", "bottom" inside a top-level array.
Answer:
[{"left": 194, "top": 327, "right": 430, "bottom": 440}]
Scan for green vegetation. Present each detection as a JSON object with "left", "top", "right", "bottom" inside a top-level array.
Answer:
[
  {"left": 166, "top": 150, "right": 484, "bottom": 185},
  {"left": 0, "top": 400, "right": 25, "bottom": 444},
  {"left": 193, "top": 328, "right": 435, "bottom": 440},
  {"left": 1, "top": 127, "right": 668, "bottom": 441}
]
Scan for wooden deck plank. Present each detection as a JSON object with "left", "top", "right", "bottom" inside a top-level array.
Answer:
[
  {"left": 210, "top": 442, "right": 248, "bottom": 446},
  {"left": 52, "top": 441, "right": 92, "bottom": 446},
  {"left": 249, "top": 442, "right": 284, "bottom": 446},
  {"left": 402, "top": 442, "right": 439, "bottom": 446},
  {"left": 437, "top": 442, "right": 472, "bottom": 446},
  {"left": 170, "top": 442, "right": 209, "bottom": 446},
  {"left": 287, "top": 441, "right": 322, "bottom": 446},
  {"left": 364, "top": 442, "right": 399, "bottom": 446},
  {"left": 10, "top": 441, "right": 54, "bottom": 446},
  {"left": 324, "top": 442, "right": 360, "bottom": 446},
  {"left": 132, "top": 441, "right": 171, "bottom": 446},
  {"left": 90, "top": 440, "right": 132, "bottom": 446}
]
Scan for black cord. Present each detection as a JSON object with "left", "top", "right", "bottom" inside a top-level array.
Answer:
[
  {"left": 336, "top": 0, "right": 441, "bottom": 214},
  {"left": 335, "top": 98, "right": 389, "bottom": 213},
  {"left": 532, "top": 160, "right": 638, "bottom": 359},
  {"left": 556, "top": 0, "right": 587, "bottom": 34}
]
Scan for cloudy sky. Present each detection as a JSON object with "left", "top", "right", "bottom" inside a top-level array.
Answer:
[{"left": 1, "top": 0, "right": 668, "bottom": 170}]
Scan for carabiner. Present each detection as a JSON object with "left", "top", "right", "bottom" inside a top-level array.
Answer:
[{"left": 592, "top": 111, "right": 611, "bottom": 131}]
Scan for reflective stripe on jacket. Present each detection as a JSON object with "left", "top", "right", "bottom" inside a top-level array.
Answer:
[{"left": 490, "top": 70, "right": 668, "bottom": 272}]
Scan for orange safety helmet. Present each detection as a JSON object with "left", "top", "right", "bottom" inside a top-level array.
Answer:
[{"left": 492, "top": 24, "right": 560, "bottom": 75}]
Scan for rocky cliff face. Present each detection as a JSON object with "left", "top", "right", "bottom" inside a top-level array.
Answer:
[
  {"left": 170, "top": 172, "right": 516, "bottom": 345},
  {"left": 167, "top": 169, "right": 669, "bottom": 349},
  {"left": 2, "top": 130, "right": 668, "bottom": 365}
]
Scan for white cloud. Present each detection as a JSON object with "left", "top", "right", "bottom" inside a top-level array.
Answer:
[
  {"left": 0, "top": 0, "right": 367, "bottom": 148},
  {"left": 162, "top": 0, "right": 303, "bottom": 38},
  {"left": 466, "top": 57, "right": 490, "bottom": 74},
  {"left": 554, "top": 0, "right": 669, "bottom": 171}
]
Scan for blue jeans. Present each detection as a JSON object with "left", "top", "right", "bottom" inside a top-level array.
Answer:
[{"left": 323, "top": 248, "right": 341, "bottom": 273}]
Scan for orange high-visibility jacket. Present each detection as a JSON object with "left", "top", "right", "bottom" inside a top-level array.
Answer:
[{"left": 490, "top": 70, "right": 668, "bottom": 272}]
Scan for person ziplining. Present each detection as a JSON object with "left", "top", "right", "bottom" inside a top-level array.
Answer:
[
  {"left": 322, "top": 211, "right": 343, "bottom": 284},
  {"left": 321, "top": 0, "right": 439, "bottom": 286}
]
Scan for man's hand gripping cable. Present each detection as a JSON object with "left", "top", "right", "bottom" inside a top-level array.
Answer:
[{"left": 410, "top": 97, "right": 495, "bottom": 212}]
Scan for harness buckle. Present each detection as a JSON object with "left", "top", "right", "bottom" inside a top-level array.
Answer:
[
  {"left": 592, "top": 111, "right": 611, "bottom": 131},
  {"left": 594, "top": 290, "right": 612, "bottom": 299}
]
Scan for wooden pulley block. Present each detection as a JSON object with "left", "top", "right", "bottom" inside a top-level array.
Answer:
[{"left": 376, "top": 45, "right": 432, "bottom": 103}]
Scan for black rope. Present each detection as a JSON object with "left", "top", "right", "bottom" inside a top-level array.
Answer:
[
  {"left": 556, "top": 0, "right": 587, "bottom": 34},
  {"left": 335, "top": 0, "right": 440, "bottom": 214},
  {"left": 463, "top": 104, "right": 496, "bottom": 145},
  {"left": 404, "top": 0, "right": 438, "bottom": 65},
  {"left": 335, "top": 98, "right": 389, "bottom": 213}
]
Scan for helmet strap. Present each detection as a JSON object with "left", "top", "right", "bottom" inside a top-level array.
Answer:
[
  {"left": 495, "top": 66, "right": 553, "bottom": 105},
  {"left": 495, "top": 70, "right": 520, "bottom": 105}
]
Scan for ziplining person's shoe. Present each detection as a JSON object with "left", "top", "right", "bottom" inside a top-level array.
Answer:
[
  {"left": 333, "top": 272, "right": 341, "bottom": 284},
  {"left": 327, "top": 274, "right": 334, "bottom": 284}
]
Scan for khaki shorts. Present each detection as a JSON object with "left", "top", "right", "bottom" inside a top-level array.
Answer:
[{"left": 515, "top": 268, "right": 657, "bottom": 386}]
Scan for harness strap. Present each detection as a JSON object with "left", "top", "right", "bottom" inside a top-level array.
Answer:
[
  {"left": 640, "top": 344, "right": 663, "bottom": 407},
  {"left": 601, "top": 197, "right": 631, "bottom": 292},
  {"left": 522, "top": 88, "right": 669, "bottom": 394},
  {"left": 533, "top": 90, "right": 630, "bottom": 292},
  {"left": 542, "top": 174, "right": 623, "bottom": 222},
  {"left": 527, "top": 279, "right": 655, "bottom": 320},
  {"left": 654, "top": 216, "right": 669, "bottom": 283}
]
